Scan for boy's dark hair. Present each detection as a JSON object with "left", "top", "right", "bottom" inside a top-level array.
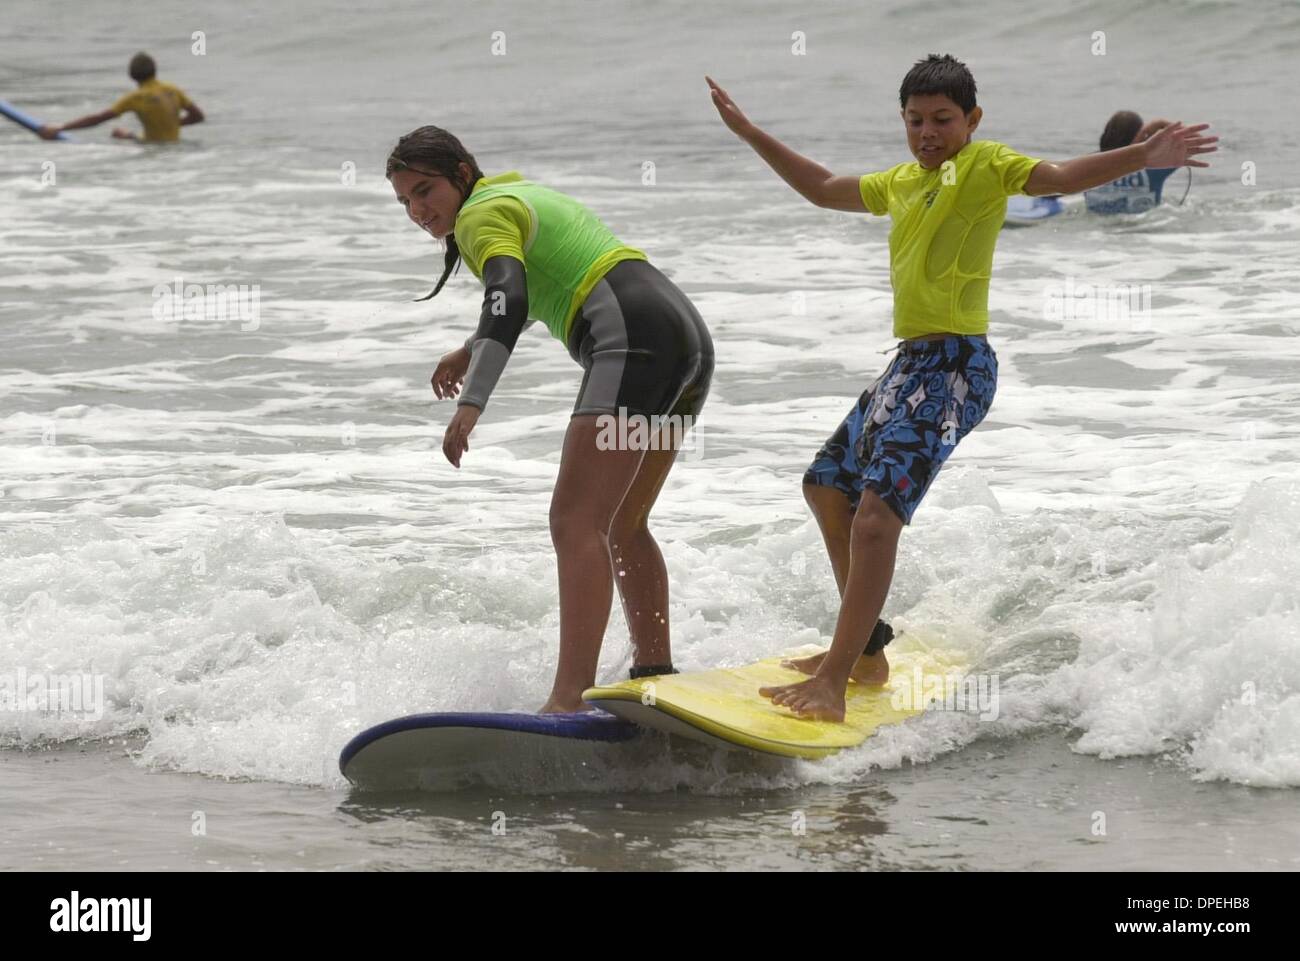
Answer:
[
  {"left": 899, "top": 53, "right": 977, "bottom": 114},
  {"left": 1100, "top": 110, "right": 1143, "bottom": 151},
  {"left": 129, "top": 52, "right": 156, "bottom": 83},
  {"left": 385, "top": 126, "right": 486, "bottom": 302}
]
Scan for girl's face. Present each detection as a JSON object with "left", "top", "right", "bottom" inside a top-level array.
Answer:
[{"left": 390, "top": 161, "right": 473, "bottom": 239}]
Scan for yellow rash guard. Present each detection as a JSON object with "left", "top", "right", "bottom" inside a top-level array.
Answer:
[
  {"left": 111, "top": 78, "right": 193, "bottom": 143},
  {"left": 858, "top": 139, "right": 1041, "bottom": 339}
]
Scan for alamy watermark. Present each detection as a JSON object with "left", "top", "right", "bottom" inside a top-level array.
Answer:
[
  {"left": 0, "top": 668, "right": 105, "bottom": 720},
  {"left": 50, "top": 892, "right": 150, "bottom": 941},
  {"left": 1043, "top": 275, "right": 1152, "bottom": 330},
  {"left": 890, "top": 665, "right": 1000, "bottom": 721},
  {"left": 595, "top": 407, "right": 702, "bottom": 458},
  {"left": 151, "top": 276, "right": 261, "bottom": 330}
]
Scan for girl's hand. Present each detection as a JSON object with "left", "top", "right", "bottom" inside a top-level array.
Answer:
[
  {"left": 431, "top": 346, "right": 470, "bottom": 399},
  {"left": 706, "top": 76, "right": 755, "bottom": 139},
  {"left": 1143, "top": 121, "right": 1218, "bottom": 169},
  {"left": 443, "top": 404, "right": 479, "bottom": 468}
]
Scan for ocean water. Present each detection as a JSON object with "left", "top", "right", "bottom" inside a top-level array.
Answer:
[{"left": 2, "top": 0, "right": 1299, "bottom": 870}]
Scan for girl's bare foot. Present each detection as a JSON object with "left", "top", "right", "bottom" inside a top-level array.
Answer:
[{"left": 537, "top": 697, "right": 595, "bottom": 715}]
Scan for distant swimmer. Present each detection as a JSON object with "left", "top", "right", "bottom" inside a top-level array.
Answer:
[
  {"left": 1083, "top": 111, "right": 1185, "bottom": 214},
  {"left": 38, "top": 52, "right": 203, "bottom": 143}
]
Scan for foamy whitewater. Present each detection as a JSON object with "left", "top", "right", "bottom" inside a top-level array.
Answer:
[{"left": 2, "top": 0, "right": 1298, "bottom": 869}]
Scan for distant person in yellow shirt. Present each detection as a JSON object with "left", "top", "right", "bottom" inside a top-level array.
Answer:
[{"left": 40, "top": 52, "right": 203, "bottom": 143}]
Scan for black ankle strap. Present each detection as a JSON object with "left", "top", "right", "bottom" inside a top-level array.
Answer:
[
  {"left": 863, "top": 620, "right": 894, "bottom": 657},
  {"left": 629, "top": 664, "right": 679, "bottom": 680}
]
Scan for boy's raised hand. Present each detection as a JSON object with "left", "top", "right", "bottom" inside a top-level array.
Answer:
[
  {"left": 1143, "top": 121, "right": 1218, "bottom": 169},
  {"left": 706, "top": 76, "right": 754, "bottom": 138}
]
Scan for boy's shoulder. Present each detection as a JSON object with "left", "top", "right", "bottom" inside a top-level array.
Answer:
[
  {"left": 949, "top": 140, "right": 1039, "bottom": 183},
  {"left": 962, "top": 139, "right": 1018, "bottom": 162}
]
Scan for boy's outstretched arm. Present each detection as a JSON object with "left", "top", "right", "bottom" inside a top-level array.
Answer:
[
  {"left": 706, "top": 76, "right": 866, "bottom": 212},
  {"left": 38, "top": 108, "right": 117, "bottom": 139},
  {"left": 1024, "top": 120, "right": 1218, "bottom": 195}
]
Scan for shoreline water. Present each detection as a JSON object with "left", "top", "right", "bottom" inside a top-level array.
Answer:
[{"left": 4, "top": 734, "right": 1295, "bottom": 871}]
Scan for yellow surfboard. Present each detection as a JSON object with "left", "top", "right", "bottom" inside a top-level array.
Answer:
[{"left": 583, "top": 648, "right": 957, "bottom": 760}]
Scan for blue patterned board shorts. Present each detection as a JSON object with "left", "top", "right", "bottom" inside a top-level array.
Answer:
[{"left": 803, "top": 335, "right": 998, "bottom": 525}]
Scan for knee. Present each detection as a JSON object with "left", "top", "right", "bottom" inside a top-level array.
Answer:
[
  {"left": 805, "top": 482, "right": 854, "bottom": 530},
  {"left": 802, "top": 483, "right": 821, "bottom": 512},
  {"left": 803, "top": 482, "right": 843, "bottom": 518},
  {"left": 608, "top": 510, "right": 649, "bottom": 550},
  {"left": 549, "top": 500, "right": 611, "bottom": 545},
  {"left": 850, "top": 494, "right": 901, "bottom": 544}
]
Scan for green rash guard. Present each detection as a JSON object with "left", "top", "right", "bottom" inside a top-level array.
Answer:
[{"left": 453, "top": 172, "right": 646, "bottom": 411}]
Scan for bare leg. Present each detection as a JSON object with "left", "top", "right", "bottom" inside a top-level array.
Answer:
[
  {"left": 783, "top": 484, "right": 890, "bottom": 684},
  {"left": 540, "top": 416, "right": 647, "bottom": 713},
  {"left": 805, "top": 482, "right": 853, "bottom": 593},
  {"left": 608, "top": 434, "right": 681, "bottom": 670},
  {"left": 761, "top": 491, "right": 903, "bottom": 720}
]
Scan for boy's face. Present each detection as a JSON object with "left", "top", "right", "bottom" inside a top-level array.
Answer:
[
  {"left": 901, "top": 94, "right": 982, "bottom": 169},
  {"left": 390, "top": 163, "right": 470, "bottom": 240}
]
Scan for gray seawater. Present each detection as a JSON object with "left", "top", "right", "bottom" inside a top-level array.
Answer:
[
  {"left": 4, "top": 736, "right": 1297, "bottom": 871},
  {"left": 2, "top": 0, "right": 1299, "bottom": 870}
]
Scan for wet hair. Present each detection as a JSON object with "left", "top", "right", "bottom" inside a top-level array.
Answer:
[
  {"left": 129, "top": 52, "right": 156, "bottom": 83},
  {"left": 899, "top": 53, "right": 977, "bottom": 114},
  {"left": 385, "top": 126, "right": 485, "bottom": 301},
  {"left": 1100, "top": 110, "right": 1143, "bottom": 151}
]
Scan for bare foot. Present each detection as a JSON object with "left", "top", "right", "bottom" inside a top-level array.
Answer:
[
  {"left": 537, "top": 697, "right": 595, "bottom": 715},
  {"left": 782, "top": 649, "right": 889, "bottom": 685},
  {"left": 759, "top": 675, "right": 847, "bottom": 722}
]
